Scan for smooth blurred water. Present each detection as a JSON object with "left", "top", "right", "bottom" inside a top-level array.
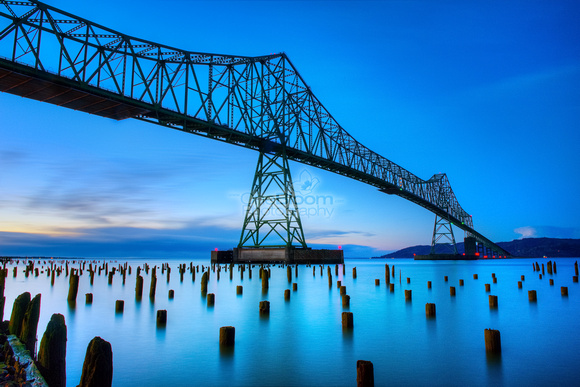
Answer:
[{"left": 4, "top": 257, "right": 580, "bottom": 386}]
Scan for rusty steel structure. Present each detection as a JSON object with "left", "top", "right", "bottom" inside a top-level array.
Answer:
[{"left": 0, "top": 1, "right": 509, "bottom": 256}]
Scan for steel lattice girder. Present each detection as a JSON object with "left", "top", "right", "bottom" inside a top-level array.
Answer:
[{"left": 0, "top": 0, "right": 509, "bottom": 256}]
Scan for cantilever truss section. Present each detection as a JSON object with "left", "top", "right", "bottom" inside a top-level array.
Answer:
[
  {"left": 0, "top": 0, "right": 509, "bottom": 256},
  {"left": 239, "top": 149, "right": 307, "bottom": 248}
]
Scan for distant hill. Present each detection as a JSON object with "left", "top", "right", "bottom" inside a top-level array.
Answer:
[{"left": 380, "top": 237, "right": 580, "bottom": 258}]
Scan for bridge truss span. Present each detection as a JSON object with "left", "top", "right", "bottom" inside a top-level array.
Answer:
[{"left": 0, "top": 0, "right": 508, "bottom": 256}]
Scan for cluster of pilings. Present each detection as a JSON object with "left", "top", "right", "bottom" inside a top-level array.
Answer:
[
  {"left": 1, "top": 271, "right": 113, "bottom": 385},
  {"left": 1, "top": 257, "right": 577, "bottom": 386}
]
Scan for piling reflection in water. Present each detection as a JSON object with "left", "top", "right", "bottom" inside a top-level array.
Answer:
[{"left": 1, "top": 258, "right": 579, "bottom": 386}]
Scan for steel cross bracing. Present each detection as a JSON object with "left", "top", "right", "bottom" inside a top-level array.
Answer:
[
  {"left": 239, "top": 149, "right": 307, "bottom": 249},
  {"left": 430, "top": 215, "right": 458, "bottom": 255},
  {"left": 0, "top": 0, "right": 509, "bottom": 256}
]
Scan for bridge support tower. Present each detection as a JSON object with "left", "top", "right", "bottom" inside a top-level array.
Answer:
[
  {"left": 430, "top": 214, "right": 458, "bottom": 255},
  {"left": 212, "top": 147, "right": 343, "bottom": 264}
]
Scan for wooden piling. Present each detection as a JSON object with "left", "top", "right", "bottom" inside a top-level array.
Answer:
[
  {"left": 573, "top": 276, "right": 578, "bottom": 283},
  {"left": 284, "top": 289, "right": 291, "bottom": 300},
  {"left": 356, "top": 360, "right": 374, "bottom": 387},
  {"left": 135, "top": 275, "right": 143, "bottom": 300},
  {"left": 342, "top": 312, "right": 354, "bottom": 329},
  {"left": 407, "top": 277, "right": 411, "bottom": 284},
  {"left": 149, "top": 273, "right": 157, "bottom": 300},
  {"left": 575, "top": 261, "right": 578, "bottom": 276},
  {"left": 86, "top": 293, "right": 93, "bottom": 304},
  {"left": 528, "top": 290, "right": 537, "bottom": 302},
  {"left": 389, "top": 283, "right": 394, "bottom": 293},
  {"left": 473, "top": 274, "right": 478, "bottom": 280},
  {"left": 549, "top": 279, "right": 554, "bottom": 286},
  {"left": 450, "top": 286, "right": 456, "bottom": 296},
  {"left": 425, "top": 303, "right": 436, "bottom": 317},
  {"left": 484, "top": 329, "right": 501, "bottom": 354},
  {"left": 20, "top": 293, "right": 41, "bottom": 353},
  {"left": 375, "top": 279, "right": 380, "bottom": 286},
  {"left": 207, "top": 293, "right": 215, "bottom": 306},
  {"left": 444, "top": 276, "right": 448, "bottom": 282},
  {"left": 427, "top": 281, "right": 432, "bottom": 289},
  {"left": 293, "top": 283, "right": 298, "bottom": 291},
  {"left": 115, "top": 300, "right": 124, "bottom": 313},
  {"left": 340, "top": 285, "right": 346, "bottom": 295},
  {"left": 405, "top": 289, "right": 412, "bottom": 301},
  {"left": 353, "top": 267, "right": 357, "bottom": 279},
  {"left": 201, "top": 271, "right": 208, "bottom": 294},
  {"left": 78, "top": 336, "right": 113, "bottom": 387},
  {"left": 459, "top": 279, "right": 464, "bottom": 286},
  {"left": 517, "top": 281, "right": 522, "bottom": 289},
  {"left": 561, "top": 286, "right": 568, "bottom": 296},
  {"left": 68, "top": 274, "right": 79, "bottom": 302},
  {"left": 489, "top": 295, "right": 498, "bottom": 308},
  {"left": 168, "top": 289, "right": 174, "bottom": 299},
  {"left": 485, "top": 283, "right": 491, "bottom": 292},
  {"left": 37, "top": 313, "right": 67, "bottom": 387},
  {"left": 259, "top": 301, "right": 270, "bottom": 315},
  {"left": 236, "top": 285, "right": 243, "bottom": 295},
  {"left": 262, "top": 271, "right": 269, "bottom": 292},
  {"left": 521, "top": 275, "right": 525, "bottom": 281},
  {"left": 492, "top": 277, "right": 497, "bottom": 284},
  {"left": 342, "top": 294, "right": 350, "bottom": 308},
  {"left": 219, "top": 326, "right": 235, "bottom": 347},
  {"left": 156, "top": 310, "right": 167, "bottom": 326}
]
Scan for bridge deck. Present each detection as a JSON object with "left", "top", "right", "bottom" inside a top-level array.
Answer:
[{"left": 0, "top": 66, "right": 149, "bottom": 120}]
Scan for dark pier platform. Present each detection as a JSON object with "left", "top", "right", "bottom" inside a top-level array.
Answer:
[
  {"left": 414, "top": 254, "right": 479, "bottom": 260},
  {"left": 211, "top": 247, "right": 344, "bottom": 264}
]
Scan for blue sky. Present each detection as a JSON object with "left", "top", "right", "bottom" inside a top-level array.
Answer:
[{"left": 1, "top": 0, "right": 579, "bottom": 258}]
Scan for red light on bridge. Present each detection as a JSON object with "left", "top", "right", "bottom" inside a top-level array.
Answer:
[
  {"left": 462, "top": 253, "right": 465, "bottom": 256},
  {"left": 484, "top": 255, "right": 488, "bottom": 258},
  {"left": 215, "top": 248, "right": 218, "bottom": 252},
  {"left": 338, "top": 245, "right": 342, "bottom": 250},
  {"left": 475, "top": 252, "right": 480, "bottom": 256}
]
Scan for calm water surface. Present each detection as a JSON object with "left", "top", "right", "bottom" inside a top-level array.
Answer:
[{"left": 4, "top": 257, "right": 580, "bottom": 386}]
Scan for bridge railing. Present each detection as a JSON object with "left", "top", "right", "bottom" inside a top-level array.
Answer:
[{"left": 1, "top": 0, "right": 498, "bottom": 250}]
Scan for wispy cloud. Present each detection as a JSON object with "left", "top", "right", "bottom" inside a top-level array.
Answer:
[
  {"left": 514, "top": 225, "right": 580, "bottom": 239},
  {"left": 0, "top": 222, "right": 241, "bottom": 259},
  {"left": 464, "top": 64, "right": 580, "bottom": 100}
]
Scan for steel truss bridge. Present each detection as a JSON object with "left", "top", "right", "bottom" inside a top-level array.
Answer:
[{"left": 0, "top": 1, "right": 509, "bottom": 257}]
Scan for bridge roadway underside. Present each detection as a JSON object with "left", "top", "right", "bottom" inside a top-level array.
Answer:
[
  {"left": 0, "top": 59, "right": 509, "bottom": 258},
  {"left": 0, "top": 64, "right": 150, "bottom": 120}
]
